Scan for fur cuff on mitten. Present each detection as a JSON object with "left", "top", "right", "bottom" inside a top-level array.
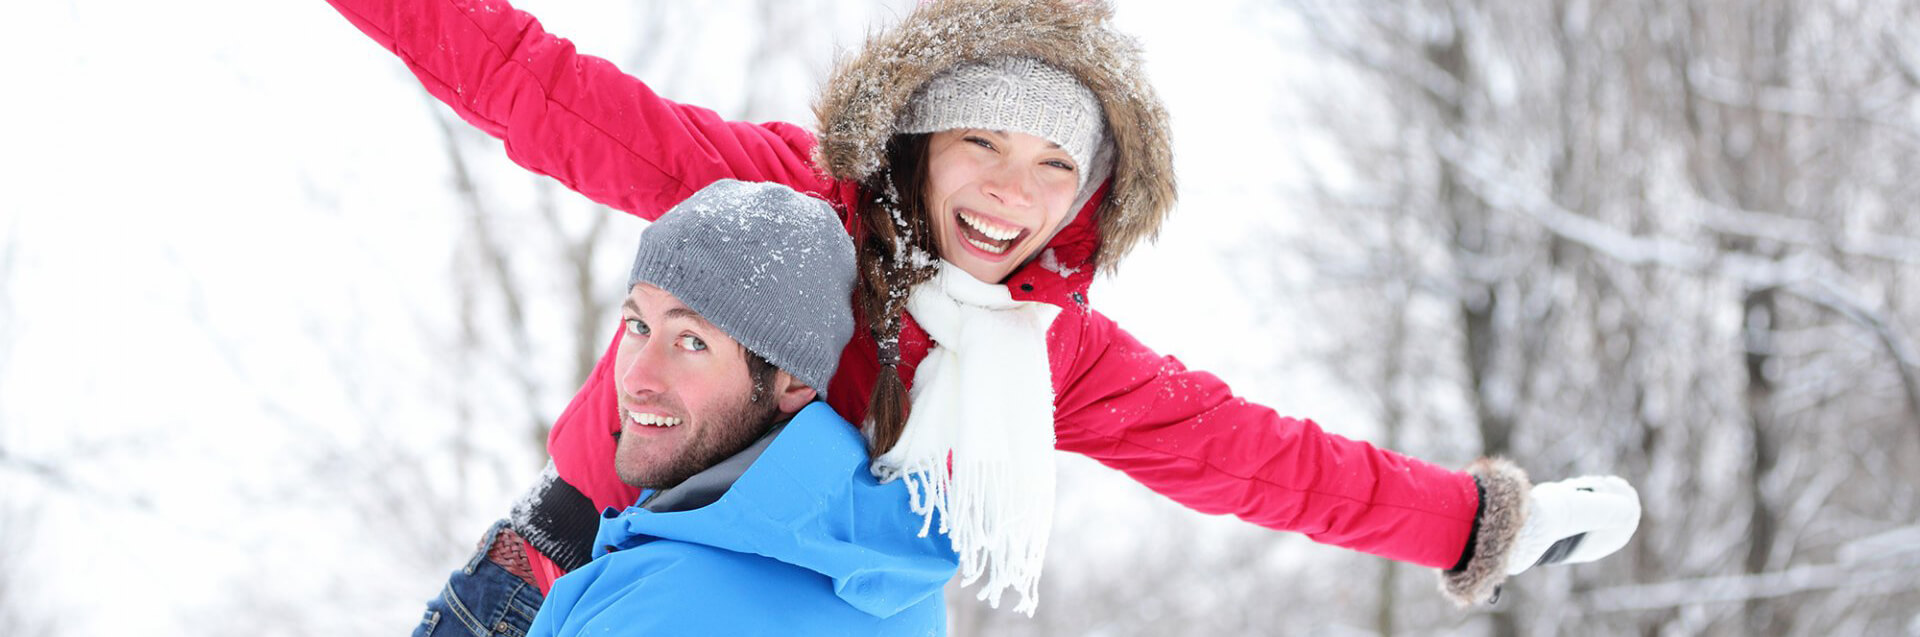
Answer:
[{"left": 1440, "top": 458, "right": 1532, "bottom": 606}]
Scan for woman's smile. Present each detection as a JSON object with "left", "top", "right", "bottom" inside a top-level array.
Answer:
[{"left": 926, "top": 129, "right": 1080, "bottom": 282}]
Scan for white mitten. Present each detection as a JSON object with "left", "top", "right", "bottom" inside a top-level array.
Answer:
[{"left": 1506, "top": 475, "right": 1641, "bottom": 576}]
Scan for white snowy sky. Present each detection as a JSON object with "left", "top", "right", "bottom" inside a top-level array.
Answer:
[{"left": 1, "top": 1, "right": 1381, "bottom": 633}]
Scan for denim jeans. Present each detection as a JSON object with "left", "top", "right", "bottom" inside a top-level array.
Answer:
[{"left": 412, "top": 520, "right": 545, "bottom": 637}]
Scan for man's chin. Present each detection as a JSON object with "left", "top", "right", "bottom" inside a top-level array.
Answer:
[
  {"left": 615, "top": 463, "right": 675, "bottom": 490},
  {"left": 613, "top": 436, "right": 681, "bottom": 489}
]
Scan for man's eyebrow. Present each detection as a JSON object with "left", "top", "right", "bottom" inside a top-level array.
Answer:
[
  {"left": 623, "top": 299, "right": 716, "bottom": 328},
  {"left": 664, "top": 307, "right": 717, "bottom": 329}
]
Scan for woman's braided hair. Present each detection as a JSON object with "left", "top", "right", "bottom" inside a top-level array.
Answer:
[{"left": 853, "top": 133, "right": 941, "bottom": 457}]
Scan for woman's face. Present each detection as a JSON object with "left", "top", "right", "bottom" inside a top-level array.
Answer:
[{"left": 923, "top": 128, "right": 1082, "bottom": 284}]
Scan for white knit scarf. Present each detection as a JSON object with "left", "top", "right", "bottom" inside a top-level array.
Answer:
[{"left": 871, "top": 260, "right": 1062, "bottom": 616}]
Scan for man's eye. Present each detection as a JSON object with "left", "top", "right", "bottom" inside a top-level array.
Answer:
[
  {"left": 624, "top": 318, "right": 650, "bottom": 337},
  {"left": 677, "top": 335, "right": 707, "bottom": 352}
]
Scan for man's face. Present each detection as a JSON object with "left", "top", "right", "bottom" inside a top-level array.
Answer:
[{"left": 611, "top": 283, "right": 793, "bottom": 490}]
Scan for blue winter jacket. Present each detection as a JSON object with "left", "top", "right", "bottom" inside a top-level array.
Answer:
[{"left": 526, "top": 402, "right": 959, "bottom": 636}]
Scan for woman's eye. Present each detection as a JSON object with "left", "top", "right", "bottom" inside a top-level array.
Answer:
[
  {"left": 677, "top": 334, "right": 708, "bottom": 352},
  {"left": 1045, "top": 159, "right": 1076, "bottom": 171},
  {"left": 964, "top": 135, "right": 996, "bottom": 151},
  {"left": 624, "top": 318, "right": 650, "bottom": 337}
]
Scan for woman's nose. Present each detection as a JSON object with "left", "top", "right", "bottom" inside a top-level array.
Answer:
[{"left": 982, "top": 162, "right": 1036, "bottom": 207}]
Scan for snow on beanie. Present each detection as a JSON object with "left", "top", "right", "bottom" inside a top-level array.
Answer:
[
  {"left": 626, "top": 180, "right": 857, "bottom": 396},
  {"left": 899, "top": 56, "right": 1112, "bottom": 201}
]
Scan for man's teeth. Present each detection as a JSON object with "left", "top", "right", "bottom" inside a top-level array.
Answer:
[
  {"left": 627, "top": 411, "right": 683, "bottom": 427},
  {"left": 959, "top": 212, "right": 1021, "bottom": 241}
]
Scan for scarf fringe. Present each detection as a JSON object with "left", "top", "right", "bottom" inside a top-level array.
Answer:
[
  {"left": 872, "top": 261, "right": 1061, "bottom": 617},
  {"left": 894, "top": 459, "right": 1053, "bottom": 615}
]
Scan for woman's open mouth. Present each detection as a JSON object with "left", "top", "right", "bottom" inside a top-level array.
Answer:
[{"left": 955, "top": 210, "right": 1028, "bottom": 258}]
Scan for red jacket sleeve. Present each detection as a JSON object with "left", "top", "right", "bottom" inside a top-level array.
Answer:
[
  {"left": 547, "top": 329, "right": 640, "bottom": 516},
  {"left": 323, "top": 0, "right": 838, "bottom": 220},
  {"left": 1052, "top": 310, "right": 1480, "bottom": 569}
]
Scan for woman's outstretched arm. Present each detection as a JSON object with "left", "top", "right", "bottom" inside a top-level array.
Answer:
[
  {"left": 1052, "top": 310, "right": 1491, "bottom": 570},
  {"left": 323, "top": 0, "right": 841, "bottom": 220}
]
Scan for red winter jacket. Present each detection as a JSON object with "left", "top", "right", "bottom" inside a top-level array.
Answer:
[{"left": 325, "top": 0, "right": 1480, "bottom": 591}]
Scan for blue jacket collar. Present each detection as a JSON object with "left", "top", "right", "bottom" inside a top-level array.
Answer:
[{"left": 594, "top": 402, "right": 957, "bottom": 618}]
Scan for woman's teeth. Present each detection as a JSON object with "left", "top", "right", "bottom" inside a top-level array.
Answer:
[
  {"left": 627, "top": 411, "right": 682, "bottom": 427},
  {"left": 967, "top": 237, "right": 1009, "bottom": 254},
  {"left": 959, "top": 211, "right": 1020, "bottom": 254},
  {"left": 959, "top": 211, "right": 1021, "bottom": 241}
]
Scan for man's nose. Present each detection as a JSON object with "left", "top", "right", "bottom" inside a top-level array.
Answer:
[{"left": 618, "top": 337, "right": 669, "bottom": 397}]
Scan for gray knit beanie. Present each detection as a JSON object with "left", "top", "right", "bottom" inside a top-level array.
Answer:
[
  {"left": 626, "top": 180, "right": 857, "bottom": 397},
  {"left": 899, "top": 56, "right": 1112, "bottom": 204}
]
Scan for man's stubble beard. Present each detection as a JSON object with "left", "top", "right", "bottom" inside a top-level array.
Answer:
[{"left": 615, "top": 383, "right": 784, "bottom": 491}]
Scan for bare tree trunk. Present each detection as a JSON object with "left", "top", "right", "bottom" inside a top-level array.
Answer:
[
  {"left": 1374, "top": 284, "right": 1410, "bottom": 637},
  {"left": 1740, "top": 286, "right": 1781, "bottom": 633},
  {"left": 1427, "top": 9, "right": 1522, "bottom": 635}
]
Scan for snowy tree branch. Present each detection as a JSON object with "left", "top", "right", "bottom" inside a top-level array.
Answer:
[
  {"left": 1683, "top": 58, "right": 1920, "bottom": 148},
  {"left": 1577, "top": 559, "right": 1920, "bottom": 613},
  {"left": 1783, "top": 277, "right": 1920, "bottom": 419},
  {"left": 0, "top": 445, "right": 158, "bottom": 513},
  {"left": 1434, "top": 133, "right": 1920, "bottom": 424},
  {"left": 0, "top": 446, "right": 72, "bottom": 490},
  {"left": 1695, "top": 201, "right": 1920, "bottom": 268},
  {"left": 432, "top": 108, "right": 550, "bottom": 443},
  {"left": 1684, "top": 59, "right": 1910, "bottom": 121},
  {"left": 1291, "top": 1, "right": 1468, "bottom": 111}
]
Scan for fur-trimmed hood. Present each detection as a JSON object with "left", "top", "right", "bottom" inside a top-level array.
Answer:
[{"left": 812, "top": 0, "right": 1176, "bottom": 272}]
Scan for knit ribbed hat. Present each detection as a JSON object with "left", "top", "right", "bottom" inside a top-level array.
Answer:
[
  {"left": 627, "top": 180, "right": 857, "bottom": 396},
  {"left": 899, "top": 57, "right": 1111, "bottom": 195}
]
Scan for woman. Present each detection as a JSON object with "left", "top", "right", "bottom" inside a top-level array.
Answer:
[{"left": 323, "top": 0, "right": 1639, "bottom": 625}]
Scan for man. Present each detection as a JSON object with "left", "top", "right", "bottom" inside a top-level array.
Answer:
[{"left": 433, "top": 180, "right": 957, "bottom": 636}]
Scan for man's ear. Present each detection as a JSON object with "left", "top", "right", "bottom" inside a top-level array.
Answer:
[{"left": 772, "top": 370, "right": 819, "bottom": 415}]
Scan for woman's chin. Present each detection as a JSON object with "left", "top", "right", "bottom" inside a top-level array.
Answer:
[{"left": 947, "top": 256, "right": 1012, "bottom": 285}]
